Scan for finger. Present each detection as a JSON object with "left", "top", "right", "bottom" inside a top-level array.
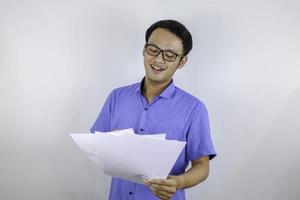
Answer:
[
  {"left": 143, "top": 179, "right": 150, "bottom": 186},
  {"left": 156, "top": 191, "right": 172, "bottom": 200},
  {"left": 150, "top": 184, "right": 176, "bottom": 198},
  {"left": 150, "top": 183, "right": 176, "bottom": 194},
  {"left": 148, "top": 178, "right": 175, "bottom": 186}
]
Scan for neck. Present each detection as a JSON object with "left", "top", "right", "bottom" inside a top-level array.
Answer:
[{"left": 142, "top": 78, "right": 171, "bottom": 103}]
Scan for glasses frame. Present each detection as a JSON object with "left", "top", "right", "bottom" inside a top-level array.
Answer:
[{"left": 144, "top": 43, "right": 184, "bottom": 62}]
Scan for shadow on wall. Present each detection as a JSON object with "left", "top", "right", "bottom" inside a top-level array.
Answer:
[
  {"left": 235, "top": 87, "right": 300, "bottom": 200},
  {"left": 70, "top": 5, "right": 142, "bottom": 131},
  {"left": 94, "top": 5, "right": 142, "bottom": 87}
]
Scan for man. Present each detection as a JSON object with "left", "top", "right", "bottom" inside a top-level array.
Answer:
[{"left": 91, "top": 20, "right": 216, "bottom": 200}]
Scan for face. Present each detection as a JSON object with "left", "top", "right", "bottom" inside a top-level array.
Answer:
[{"left": 143, "top": 28, "right": 187, "bottom": 85}]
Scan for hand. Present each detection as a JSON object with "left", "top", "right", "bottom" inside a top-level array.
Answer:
[{"left": 144, "top": 176, "right": 180, "bottom": 200}]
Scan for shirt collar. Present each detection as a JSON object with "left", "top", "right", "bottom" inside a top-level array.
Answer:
[{"left": 135, "top": 77, "right": 176, "bottom": 99}]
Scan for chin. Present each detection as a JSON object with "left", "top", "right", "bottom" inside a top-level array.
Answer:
[{"left": 146, "top": 76, "right": 168, "bottom": 84}]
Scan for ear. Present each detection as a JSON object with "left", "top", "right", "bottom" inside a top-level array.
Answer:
[
  {"left": 143, "top": 47, "right": 146, "bottom": 56},
  {"left": 177, "top": 56, "right": 187, "bottom": 69}
]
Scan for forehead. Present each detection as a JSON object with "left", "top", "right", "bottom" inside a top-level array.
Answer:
[{"left": 148, "top": 28, "right": 183, "bottom": 53}]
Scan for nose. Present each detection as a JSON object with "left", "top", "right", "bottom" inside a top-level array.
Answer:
[{"left": 154, "top": 51, "right": 165, "bottom": 63}]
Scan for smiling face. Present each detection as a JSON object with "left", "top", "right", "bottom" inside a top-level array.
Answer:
[{"left": 143, "top": 28, "right": 187, "bottom": 86}]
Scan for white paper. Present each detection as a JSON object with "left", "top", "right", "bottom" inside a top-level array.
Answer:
[{"left": 70, "top": 129, "right": 186, "bottom": 184}]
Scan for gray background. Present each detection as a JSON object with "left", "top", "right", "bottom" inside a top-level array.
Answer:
[{"left": 0, "top": 0, "right": 299, "bottom": 199}]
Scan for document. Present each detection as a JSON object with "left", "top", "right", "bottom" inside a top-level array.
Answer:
[{"left": 70, "top": 129, "right": 186, "bottom": 184}]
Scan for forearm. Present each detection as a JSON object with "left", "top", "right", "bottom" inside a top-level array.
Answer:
[
  {"left": 145, "top": 156, "right": 210, "bottom": 199},
  {"left": 175, "top": 156, "right": 209, "bottom": 190}
]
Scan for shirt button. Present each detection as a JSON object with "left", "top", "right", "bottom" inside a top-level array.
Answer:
[
  {"left": 144, "top": 108, "right": 148, "bottom": 110},
  {"left": 140, "top": 128, "right": 144, "bottom": 131},
  {"left": 129, "top": 192, "right": 133, "bottom": 195}
]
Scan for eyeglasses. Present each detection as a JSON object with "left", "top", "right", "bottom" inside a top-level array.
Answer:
[{"left": 144, "top": 43, "right": 183, "bottom": 62}]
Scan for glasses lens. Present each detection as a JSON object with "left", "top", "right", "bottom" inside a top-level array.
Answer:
[
  {"left": 145, "top": 44, "right": 178, "bottom": 62},
  {"left": 163, "top": 51, "right": 177, "bottom": 62},
  {"left": 146, "top": 45, "right": 160, "bottom": 56}
]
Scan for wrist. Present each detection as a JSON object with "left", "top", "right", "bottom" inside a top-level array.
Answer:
[{"left": 171, "top": 175, "right": 185, "bottom": 190}]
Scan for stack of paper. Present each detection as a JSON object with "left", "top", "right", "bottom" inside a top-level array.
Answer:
[{"left": 70, "top": 129, "right": 186, "bottom": 184}]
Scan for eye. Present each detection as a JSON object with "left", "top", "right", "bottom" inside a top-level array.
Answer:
[
  {"left": 164, "top": 52, "right": 176, "bottom": 58},
  {"left": 148, "top": 46, "right": 159, "bottom": 53}
]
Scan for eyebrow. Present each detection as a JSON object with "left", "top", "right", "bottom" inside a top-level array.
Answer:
[{"left": 148, "top": 42, "right": 180, "bottom": 54}]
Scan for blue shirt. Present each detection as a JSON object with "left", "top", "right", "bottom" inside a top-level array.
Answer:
[{"left": 90, "top": 79, "right": 216, "bottom": 200}]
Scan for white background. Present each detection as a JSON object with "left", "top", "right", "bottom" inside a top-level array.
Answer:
[{"left": 0, "top": 0, "right": 299, "bottom": 199}]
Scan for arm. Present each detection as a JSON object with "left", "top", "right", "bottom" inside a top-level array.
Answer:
[
  {"left": 144, "top": 156, "right": 209, "bottom": 200},
  {"left": 145, "top": 103, "right": 216, "bottom": 199},
  {"left": 175, "top": 155, "right": 209, "bottom": 189}
]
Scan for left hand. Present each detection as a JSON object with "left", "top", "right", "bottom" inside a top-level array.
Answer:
[{"left": 144, "top": 175, "right": 180, "bottom": 200}]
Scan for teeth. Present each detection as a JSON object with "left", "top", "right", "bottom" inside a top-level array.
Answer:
[{"left": 152, "top": 65, "right": 164, "bottom": 70}]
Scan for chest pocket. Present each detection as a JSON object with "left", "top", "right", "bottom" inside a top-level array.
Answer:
[{"left": 155, "top": 123, "right": 187, "bottom": 142}]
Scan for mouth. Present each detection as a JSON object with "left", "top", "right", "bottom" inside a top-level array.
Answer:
[{"left": 150, "top": 64, "right": 165, "bottom": 74}]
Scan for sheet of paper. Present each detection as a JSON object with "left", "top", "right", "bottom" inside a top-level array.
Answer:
[
  {"left": 70, "top": 129, "right": 186, "bottom": 184},
  {"left": 102, "top": 133, "right": 185, "bottom": 184},
  {"left": 70, "top": 133, "right": 109, "bottom": 167},
  {"left": 95, "top": 128, "right": 134, "bottom": 136},
  {"left": 141, "top": 133, "right": 166, "bottom": 140},
  {"left": 70, "top": 133, "right": 98, "bottom": 155}
]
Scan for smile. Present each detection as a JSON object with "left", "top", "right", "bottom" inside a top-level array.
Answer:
[{"left": 151, "top": 64, "right": 165, "bottom": 73}]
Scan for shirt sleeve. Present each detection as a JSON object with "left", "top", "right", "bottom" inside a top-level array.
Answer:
[
  {"left": 90, "top": 90, "right": 114, "bottom": 133},
  {"left": 186, "top": 102, "right": 217, "bottom": 161}
]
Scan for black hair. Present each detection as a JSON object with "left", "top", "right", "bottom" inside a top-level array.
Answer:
[{"left": 145, "top": 20, "right": 193, "bottom": 56}]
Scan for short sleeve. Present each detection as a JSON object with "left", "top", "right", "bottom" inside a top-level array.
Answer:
[
  {"left": 90, "top": 90, "right": 114, "bottom": 133},
  {"left": 186, "top": 103, "right": 217, "bottom": 161}
]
